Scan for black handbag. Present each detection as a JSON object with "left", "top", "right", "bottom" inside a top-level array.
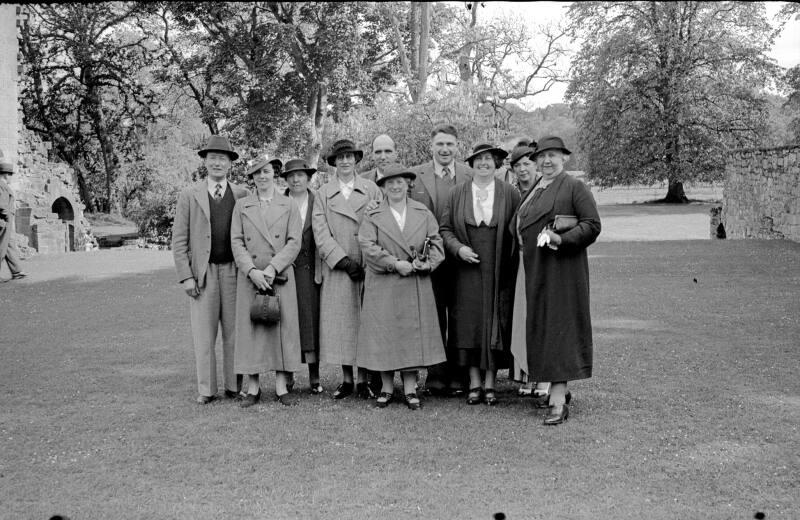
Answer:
[
  {"left": 250, "top": 287, "right": 280, "bottom": 325},
  {"left": 552, "top": 214, "right": 578, "bottom": 232}
]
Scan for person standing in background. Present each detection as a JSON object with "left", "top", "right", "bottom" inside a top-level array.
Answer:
[
  {"left": 0, "top": 157, "right": 27, "bottom": 282},
  {"left": 409, "top": 124, "right": 474, "bottom": 397}
]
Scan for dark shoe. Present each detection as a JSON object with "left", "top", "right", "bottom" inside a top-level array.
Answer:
[
  {"left": 332, "top": 382, "right": 354, "bottom": 400},
  {"left": 404, "top": 392, "right": 422, "bottom": 410},
  {"left": 224, "top": 389, "right": 242, "bottom": 400},
  {"left": 466, "top": 387, "right": 483, "bottom": 405},
  {"left": 276, "top": 392, "right": 299, "bottom": 406},
  {"left": 240, "top": 389, "right": 261, "bottom": 408},
  {"left": 483, "top": 389, "right": 498, "bottom": 406},
  {"left": 196, "top": 394, "right": 217, "bottom": 405},
  {"left": 544, "top": 404, "right": 569, "bottom": 425},
  {"left": 286, "top": 376, "right": 295, "bottom": 394},
  {"left": 356, "top": 382, "right": 376, "bottom": 399},
  {"left": 11, "top": 272, "right": 27, "bottom": 280},
  {"left": 309, "top": 383, "right": 324, "bottom": 395},
  {"left": 375, "top": 392, "right": 394, "bottom": 408}
]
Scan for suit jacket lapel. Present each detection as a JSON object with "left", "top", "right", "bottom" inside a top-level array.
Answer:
[
  {"left": 419, "top": 162, "right": 437, "bottom": 213},
  {"left": 194, "top": 182, "right": 210, "bottom": 222}
]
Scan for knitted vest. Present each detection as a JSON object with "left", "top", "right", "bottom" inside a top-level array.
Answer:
[{"left": 208, "top": 186, "right": 235, "bottom": 264}]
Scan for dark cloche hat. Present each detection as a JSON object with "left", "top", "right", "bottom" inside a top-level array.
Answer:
[
  {"left": 326, "top": 139, "right": 364, "bottom": 166},
  {"left": 509, "top": 145, "right": 536, "bottom": 167},
  {"left": 465, "top": 142, "right": 508, "bottom": 167},
  {"left": 246, "top": 154, "right": 283, "bottom": 177},
  {"left": 375, "top": 163, "right": 416, "bottom": 187},
  {"left": 198, "top": 135, "right": 239, "bottom": 161},
  {"left": 280, "top": 158, "right": 317, "bottom": 178},
  {"left": 532, "top": 136, "right": 571, "bottom": 159}
]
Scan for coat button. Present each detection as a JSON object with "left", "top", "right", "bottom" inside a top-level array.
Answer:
[
  {"left": 246, "top": 237, "right": 251, "bottom": 241},
  {"left": 252, "top": 255, "right": 257, "bottom": 259},
  {"left": 275, "top": 234, "right": 280, "bottom": 238}
]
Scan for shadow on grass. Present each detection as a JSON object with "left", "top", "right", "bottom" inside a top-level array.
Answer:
[{"left": 1, "top": 240, "right": 798, "bottom": 519}]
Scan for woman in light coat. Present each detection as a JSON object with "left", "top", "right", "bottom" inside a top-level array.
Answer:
[
  {"left": 312, "top": 139, "right": 383, "bottom": 399},
  {"left": 231, "top": 157, "right": 303, "bottom": 407},
  {"left": 356, "top": 164, "right": 446, "bottom": 410}
]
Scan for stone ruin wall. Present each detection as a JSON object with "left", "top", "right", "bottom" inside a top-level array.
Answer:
[
  {"left": 722, "top": 145, "right": 800, "bottom": 242},
  {"left": 11, "top": 128, "right": 89, "bottom": 255}
]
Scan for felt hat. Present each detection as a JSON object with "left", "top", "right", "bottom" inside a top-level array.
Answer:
[
  {"left": 532, "top": 136, "right": 571, "bottom": 159},
  {"left": 246, "top": 154, "right": 283, "bottom": 177},
  {"left": 465, "top": 142, "right": 508, "bottom": 167},
  {"left": 0, "top": 160, "right": 13, "bottom": 174},
  {"left": 198, "top": 135, "right": 239, "bottom": 161},
  {"left": 509, "top": 145, "right": 536, "bottom": 167},
  {"left": 280, "top": 157, "right": 317, "bottom": 178},
  {"left": 375, "top": 163, "right": 416, "bottom": 187},
  {"left": 326, "top": 139, "right": 364, "bottom": 166}
]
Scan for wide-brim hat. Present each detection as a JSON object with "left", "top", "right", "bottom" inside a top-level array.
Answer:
[
  {"left": 198, "top": 135, "right": 239, "bottom": 161},
  {"left": 466, "top": 142, "right": 508, "bottom": 167},
  {"left": 0, "top": 160, "right": 13, "bottom": 174},
  {"left": 326, "top": 139, "right": 364, "bottom": 166},
  {"left": 246, "top": 155, "right": 283, "bottom": 177},
  {"left": 509, "top": 145, "right": 536, "bottom": 167},
  {"left": 376, "top": 163, "right": 416, "bottom": 187},
  {"left": 280, "top": 157, "right": 317, "bottom": 178},
  {"left": 532, "top": 136, "right": 571, "bottom": 159}
]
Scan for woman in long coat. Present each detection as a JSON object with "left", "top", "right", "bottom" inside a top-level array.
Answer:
[
  {"left": 515, "top": 136, "right": 601, "bottom": 424},
  {"left": 439, "top": 143, "right": 521, "bottom": 406},
  {"left": 282, "top": 158, "right": 323, "bottom": 394},
  {"left": 356, "top": 164, "right": 446, "bottom": 410},
  {"left": 312, "top": 139, "right": 382, "bottom": 399},
  {"left": 231, "top": 157, "right": 303, "bottom": 407}
]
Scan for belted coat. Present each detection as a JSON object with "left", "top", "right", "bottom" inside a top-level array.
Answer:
[
  {"left": 231, "top": 192, "right": 302, "bottom": 373},
  {"left": 311, "top": 175, "right": 382, "bottom": 365},
  {"left": 356, "top": 198, "right": 446, "bottom": 371}
]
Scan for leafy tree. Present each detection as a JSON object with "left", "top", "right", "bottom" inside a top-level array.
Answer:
[
  {"left": 19, "top": 3, "right": 157, "bottom": 213},
  {"left": 566, "top": 2, "right": 779, "bottom": 202}
]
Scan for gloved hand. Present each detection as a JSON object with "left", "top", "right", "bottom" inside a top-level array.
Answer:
[{"left": 335, "top": 256, "right": 365, "bottom": 281}]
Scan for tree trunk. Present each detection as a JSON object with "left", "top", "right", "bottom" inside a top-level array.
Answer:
[
  {"left": 664, "top": 180, "right": 689, "bottom": 203},
  {"left": 458, "top": 3, "right": 479, "bottom": 83},
  {"left": 416, "top": 2, "right": 430, "bottom": 103},
  {"left": 304, "top": 82, "right": 327, "bottom": 168}
]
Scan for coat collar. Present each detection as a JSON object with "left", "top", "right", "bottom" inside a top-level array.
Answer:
[
  {"left": 240, "top": 192, "right": 291, "bottom": 247},
  {"left": 324, "top": 176, "right": 370, "bottom": 222},
  {"left": 517, "top": 172, "right": 568, "bottom": 232},
  {"left": 367, "top": 199, "right": 428, "bottom": 258}
]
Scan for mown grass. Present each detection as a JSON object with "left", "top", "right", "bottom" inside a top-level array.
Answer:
[{"left": 1, "top": 240, "right": 798, "bottom": 519}]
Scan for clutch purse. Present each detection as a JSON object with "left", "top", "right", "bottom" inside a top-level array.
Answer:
[
  {"left": 552, "top": 214, "right": 578, "bottom": 232},
  {"left": 250, "top": 287, "right": 281, "bottom": 325}
]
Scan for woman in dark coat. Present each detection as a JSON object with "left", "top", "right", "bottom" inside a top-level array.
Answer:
[
  {"left": 514, "top": 136, "right": 601, "bottom": 424},
  {"left": 282, "top": 158, "right": 323, "bottom": 394},
  {"left": 440, "top": 143, "right": 521, "bottom": 406}
]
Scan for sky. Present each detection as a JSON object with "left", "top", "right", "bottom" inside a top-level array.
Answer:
[{"left": 477, "top": 1, "right": 800, "bottom": 109}]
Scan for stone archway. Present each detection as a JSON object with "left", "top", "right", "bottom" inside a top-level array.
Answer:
[{"left": 51, "top": 197, "right": 75, "bottom": 251}]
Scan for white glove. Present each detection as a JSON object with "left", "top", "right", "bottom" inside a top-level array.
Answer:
[{"left": 537, "top": 231, "right": 551, "bottom": 248}]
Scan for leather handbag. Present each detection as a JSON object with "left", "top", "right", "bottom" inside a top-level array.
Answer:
[
  {"left": 553, "top": 214, "right": 578, "bottom": 232},
  {"left": 250, "top": 287, "right": 281, "bottom": 325}
]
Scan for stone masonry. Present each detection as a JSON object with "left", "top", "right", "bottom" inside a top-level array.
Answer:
[{"left": 722, "top": 145, "right": 800, "bottom": 242}]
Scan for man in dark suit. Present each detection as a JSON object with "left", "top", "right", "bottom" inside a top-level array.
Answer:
[
  {"left": 172, "top": 135, "right": 249, "bottom": 404},
  {"left": 360, "top": 134, "right": 398, "bottom": 184},
  {"left": 409, "top": 124, "right": 474, "bottom": 396}
]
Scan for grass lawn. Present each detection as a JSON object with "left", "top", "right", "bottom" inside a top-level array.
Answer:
[{"left": 1, "top": 241, "right": 798, "bottom": 519}]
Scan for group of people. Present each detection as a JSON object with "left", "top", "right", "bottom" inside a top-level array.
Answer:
[{"left": 172, "top": 124, "right": 601, "bottom": 425}]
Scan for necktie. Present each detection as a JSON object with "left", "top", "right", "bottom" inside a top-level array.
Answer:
[
  {"left": 476, "top": 188, "right": 488, "bottom": 225},
  {"left": 441, "top": 166, "right": 451, "bottom": 179},
  {"left": 213, "top": 183, "right": 222, "bottom": 200}
]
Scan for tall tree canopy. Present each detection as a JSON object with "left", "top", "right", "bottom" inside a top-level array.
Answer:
[{"left": 566, "top": 1, "right": 779, "bottom": 201}]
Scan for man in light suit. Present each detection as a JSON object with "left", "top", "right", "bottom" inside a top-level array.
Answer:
[
  {"left": 0, "top": 157, "right": 27, "bottom": 282},
  {"left": 172, "top": 135, "right": 249, "bottom": 404},
  {"left": 360, "top": 134, "right": 398, "bottom": 184},
  {"left": 409, "top": 124, "right": 474, "bottom": 396}
]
